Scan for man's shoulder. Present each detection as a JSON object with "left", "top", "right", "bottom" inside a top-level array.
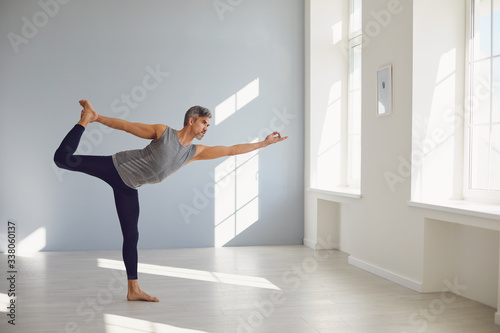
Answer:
[{"left": 154, "top": 124, "right": 168, "bottom": 141}]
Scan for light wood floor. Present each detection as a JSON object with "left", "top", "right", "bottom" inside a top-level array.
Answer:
[{"left": 1, "top": 246, "right": 500, "bottom": 333}]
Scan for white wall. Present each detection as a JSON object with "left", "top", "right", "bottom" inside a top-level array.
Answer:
[
  {"left": 306, "top": 0, "right": 420, "bottom": 281},
  {"left": 304, "top": 0, "right": 349, "bottom": 249},
  {"left": 413, "top": 0, "right": 499, "bottom": 309},
  {"left": 349, "top": 0, "right": 420, "bottom": 284},
  {"left": 306, "top": 0, "right": 348, "bottom": 192},
  {"left": 423, "top": 218, "right": 499, "bottom": 307},
  {"left": 306, "top": 0, "right": 500, "bottom": 313},
  {"left": 0, "top": 0, "right": 304, "bottom": 252},
  {"left": 307, "top": 0, "right": 419, "bottom": 275}
]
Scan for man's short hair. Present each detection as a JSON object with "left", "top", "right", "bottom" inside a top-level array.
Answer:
[{"left": 184, "top": 106, "right": 212, "bottom": 126}]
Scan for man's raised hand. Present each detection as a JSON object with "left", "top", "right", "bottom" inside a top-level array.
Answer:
[{"left": 264, "top": 131, "right": 288, "bottom": 146}]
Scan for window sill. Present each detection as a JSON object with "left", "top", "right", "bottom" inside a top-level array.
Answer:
[
  {"left": 408, "top": 200, "right": 500, "bottom": 221},
  {"left": 307, "top": 187, "right": 362, "bottom": 199}
]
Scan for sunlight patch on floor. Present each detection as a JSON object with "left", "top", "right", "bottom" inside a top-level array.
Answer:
[
  {"left": 0, "top": 293, "right": 10, "bottom": 313},
  {"left": 104, "top": 314, "right": 208, "bottom": 333},
  {"left": 97, "top": 258, "right": 280, "bottom": 290}
]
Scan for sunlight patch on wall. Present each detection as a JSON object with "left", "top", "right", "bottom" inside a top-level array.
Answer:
[
  {"left": 331, "top": 21, "right": 343, "bottom": 45},
  {"left": 435, "top": 48, "right": 456, "bottom": 83},
  {"left": 314, "top": 81, "right": 342, "bottom": 189},
  {"left": 18, "top": 227, "right": 46, "bottom": 257},
  {"left": 97, "top": 258, "right": 280, "bottom": 290},
  {"left": 413, "top": 48, "right": 457, "bottom": 201},
  {"left": 215, "top": 78, "right": 259, "bottom": 125},
  {"left": 214, "top": 144, "right": 259, "bottom": 247}
]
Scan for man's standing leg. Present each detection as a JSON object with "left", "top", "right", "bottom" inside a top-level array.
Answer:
[{"left": 112, "top": 186, "right": 158, "bottom": 302}]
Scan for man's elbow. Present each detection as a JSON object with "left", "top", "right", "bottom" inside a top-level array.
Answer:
[{"left": 227, "top": 146, "right": 239, "bottom": 156}]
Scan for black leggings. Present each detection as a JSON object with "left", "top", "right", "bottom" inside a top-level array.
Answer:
[{"left": 54, "top": 124, "right": 139, "bottom": 280}]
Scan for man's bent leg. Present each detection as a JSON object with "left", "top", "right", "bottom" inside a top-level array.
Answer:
[
  {"left": 54, "top": 124, "right": 86, "bottom": 171},
  {"left": 55, "top": 122, "right": 158, "bottom": 302}
]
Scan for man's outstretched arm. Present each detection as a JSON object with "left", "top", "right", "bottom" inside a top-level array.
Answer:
[
  {"left": 190, "top": 131, "right": 288, "bottom": 162},
  {"left": 97, "top": 115, "right": 166, "bottom": 141}
]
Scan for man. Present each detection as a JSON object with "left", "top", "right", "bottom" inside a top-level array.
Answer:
[{"left": 54, "top": 100, "right": 288, "bottom": 302}]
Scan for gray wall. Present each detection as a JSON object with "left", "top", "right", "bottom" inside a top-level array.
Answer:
[{"left": 0, "top": 0, "right": 304, "bottom": 251}]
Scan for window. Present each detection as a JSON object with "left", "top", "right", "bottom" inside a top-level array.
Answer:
[
  {"left": 348, "top": 0, "right": 362, "bottom": 187},
  {"left": 349, "top": 0, "right": 362, "bottom": 38},
  {"left": 307, "top": 0, "right": 361, "bottom": 193},
  {"left": 466, "top": 0, "right": 500, "bottom": 202}
]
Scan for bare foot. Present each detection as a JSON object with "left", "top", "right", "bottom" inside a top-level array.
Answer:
[
  {"left": 127, "top": 280, "right": 159, "bottom": 302},
  {"left": 77, "top": 99, "right": 98, "bottom": 127}
]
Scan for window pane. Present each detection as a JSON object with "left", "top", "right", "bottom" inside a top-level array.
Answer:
[
  {"left": 350, "top": 0, "right": 362, "bottom": 35},
  {"left": 348, "top": 134, "right": 361, "bottom": 183},
  {"left": 474, "top": 0, "right": 492, "bottom": 60},
  {"left": 349, "top": 43, "right": 362, "bottom": 136},
  {"left": 493, "top": 57, "right": 500, "bottom": 122},
  {"left": 351, "top": 90, "right": 362, "bottom": 134},
  {"left": 350, "top": 44, "right": 362, "bottom": 90},
  {"left": 491, "top": 124, "right": 500, "bottom": 190},
  {"left": 471, "top": 59, "right": 492, "bottom": 124},
  {"left": 494, "top": 0, "right": 500, "bottom": 55},
  {"left": 470, "top": 125, "right": 490, "bottom": 189},
  {"left": 348, "top": 42, "right": 361, "bottom": 186}
]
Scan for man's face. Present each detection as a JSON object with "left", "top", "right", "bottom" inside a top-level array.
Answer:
[{"left": 193, "top": 116, "right": 210, "bottom": 140}]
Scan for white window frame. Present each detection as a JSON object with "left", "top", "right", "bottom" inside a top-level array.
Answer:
[
  {"left": 347, "top": 0, "right": 362, "bottom": 188},
  {"left": 349, "top": 0, "right": 362, "bottom": 39},
  {"left": 464, "top": 0, "right": 500, "bottom": 203}
]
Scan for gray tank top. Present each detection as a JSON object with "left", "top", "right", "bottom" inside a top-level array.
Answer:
[{"left": 112, "top": 127, "right": 197, "bottom": 189}]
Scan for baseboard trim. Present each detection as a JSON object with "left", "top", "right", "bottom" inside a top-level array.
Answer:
[
  {"left": 303, "top": 238, "right": 316, "bottom": 249},
  {"left": 348, "top": 256, "right": 422, "bottom": 293},
  {"left": 303, "top": 238, "right": 339, "bottom": 250},
  {"left": 495, "top": 312, "right": 500, "bottom": 325}
]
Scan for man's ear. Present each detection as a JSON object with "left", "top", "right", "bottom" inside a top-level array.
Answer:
[{"left": 188, "top": 117, "right": 195, "bottom": 126}]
